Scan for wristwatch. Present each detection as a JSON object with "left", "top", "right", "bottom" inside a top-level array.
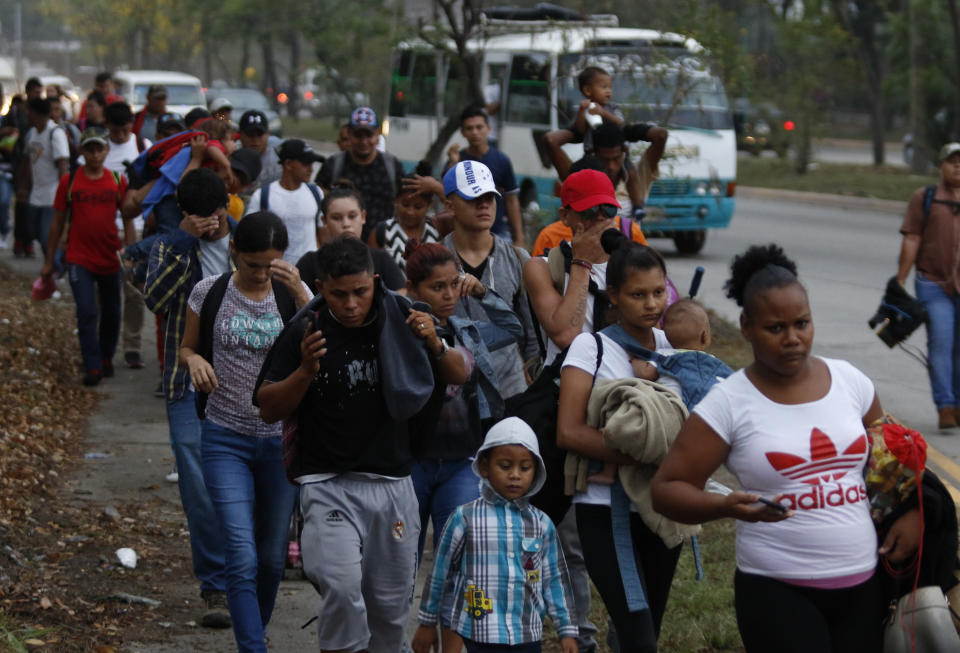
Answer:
[{"left": 431, "top": 338, "right": 451, "bottom": 360}]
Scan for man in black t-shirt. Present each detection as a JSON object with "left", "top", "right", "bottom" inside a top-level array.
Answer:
[
  {"left": 257, "top": 236, "right": 444, "bottom": 652},
  {"left": 314, "top": 107, "right": 404, "bottom": 241}
]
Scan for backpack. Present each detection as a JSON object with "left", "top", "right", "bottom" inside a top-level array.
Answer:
[
  {"left": 194, "top": 272, "right": 298, "bottom": 419},
  {"left": 259, "top": 181, "right": 323, "bottom": 222},
  {"left": 326, "top": 150, "right": 397, "bottom": 197},
  {"left": 505, "top": 333, "right": 603, "bottom": 524},
  {"left": 131, "top": 130, "right": 205, "bottom": 182},
  {"left": 920, "top": 184, "right": 960, "bottom": 227}
]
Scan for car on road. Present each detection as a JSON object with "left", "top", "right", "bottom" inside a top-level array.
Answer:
[
  {"left": 733, "top": 98, "right": 792, "bottom": 157},
  {"left": 113, "top": 70, "right": 206, "bottom": 116},
  {"left": 206, "top": 86, "right": 282, "bottom": 136}
]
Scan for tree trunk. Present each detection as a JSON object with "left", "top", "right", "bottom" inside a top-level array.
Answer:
[
  {"left": 261, "top": 35, "right": 278, "bottom": 99},
  {"left": 239, "top": 24, "right": 252, "bottom": 87},
  {"left": 201, "top": 11, "right": 213, "bottom": 86},
  {"left": 947, "top": 0, "right": 960, "bottom": 139},
  {"left": 908, "top": 0, "right": 928, "bottom": 173},
  {"left": 424, "top": 114, "right": 463, "bottom": 170},
  {"left": 288, "top": 31, "right": 301, "bottom": 122}
]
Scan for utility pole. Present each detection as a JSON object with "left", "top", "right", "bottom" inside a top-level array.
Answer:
[
  {"left": 908, "top": 0, "right": 929, "bottom": 174},
  {"left": 14, "top": 2, "right": 23, "bottom": 90}
]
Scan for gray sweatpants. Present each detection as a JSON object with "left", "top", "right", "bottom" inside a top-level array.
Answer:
[
  {"left": 558, "top": 506, "right": 599, "bottom": 653},
  {"left": 300, "top": 475, "right": 420, "bottom": 653}
]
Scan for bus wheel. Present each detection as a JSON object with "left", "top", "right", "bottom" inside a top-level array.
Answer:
[{"left": 673, "top": 230, "right": 707, "bottom": 254}]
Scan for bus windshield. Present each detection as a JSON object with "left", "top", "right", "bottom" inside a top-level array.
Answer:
[{"left": 558, "top": 53, "right": 733, "bottom": 130}]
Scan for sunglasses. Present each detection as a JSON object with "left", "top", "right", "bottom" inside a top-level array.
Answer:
[{"left": 578, "top": 204, "right": 619, "bottom": 221}]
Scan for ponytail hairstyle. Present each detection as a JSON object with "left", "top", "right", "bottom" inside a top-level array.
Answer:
[
  {"left": 322, "top": 178, "right": 365, "bottom": 215},
  {"left": 232, "top": 211, "right": 288, "bottom": 253},
  {"left": 603, "top": 228, "right": 667, "bottom": 290},
  {"left": 724, "top": 243, "right": 801, "bottom": 314},
  {"left": 404, "top": 242, "right": 459, "bottom": 285}
]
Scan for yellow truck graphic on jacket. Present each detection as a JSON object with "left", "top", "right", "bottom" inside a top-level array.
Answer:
[{"left": 464, "top": 584, "right": 493, "bottom": 618}]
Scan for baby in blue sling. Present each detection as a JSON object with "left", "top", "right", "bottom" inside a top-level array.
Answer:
[{"left": 589, "top": 299, "right": 732, "bottom": 485}]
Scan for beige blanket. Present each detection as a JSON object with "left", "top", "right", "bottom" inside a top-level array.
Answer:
[{"left": 564, "top": 378, "right": 701, "bottom": 547}]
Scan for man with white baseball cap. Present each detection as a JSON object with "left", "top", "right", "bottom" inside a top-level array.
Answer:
[{"left": 442, "top": 160, "right": 539, "bottom": 398}]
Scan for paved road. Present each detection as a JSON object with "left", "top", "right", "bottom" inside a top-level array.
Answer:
[{"left": 656, "top": 189, "right": 960, "bottom": 500}]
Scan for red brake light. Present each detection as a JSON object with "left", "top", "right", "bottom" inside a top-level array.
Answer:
[
  {"left": 783, "top": 120, "right": 795, "bottom": 131},
  {"left": 277, "top": 92, "right": 289, "bottom": 104},
  {"left": 303, "top": 91, "right": 314, "bottom": 100}
]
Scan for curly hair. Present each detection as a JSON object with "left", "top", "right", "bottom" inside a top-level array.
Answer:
[{"left": 724, "top": 244, "right": 801, "bottom": 311}]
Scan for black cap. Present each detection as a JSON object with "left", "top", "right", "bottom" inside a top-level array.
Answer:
[
  {"left": 184, "top": 108, "right": 211, "bottom": 128},
  {"left": 147, "top": 84, "right": 167, "bottom": 98},
  {"left": 157, "top": 112, "right": 186, "bottom": 131},
  {"left": 276, "top": 139, "right": 325, "bottom": 164},
  {"left": 239, "top": 110, "right": 268, "bottom": 134},
  {"left": 229, "top": 148, "right": 262, "bottom": 185}
]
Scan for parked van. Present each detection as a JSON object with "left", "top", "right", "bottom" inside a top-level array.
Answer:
[{"left": 113, "top": 70, "right": 206, "bottom": 115}]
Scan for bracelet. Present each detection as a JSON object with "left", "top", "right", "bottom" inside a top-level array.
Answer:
[{"left": 571, "top": 258, "right": 593, "bottom": 271}]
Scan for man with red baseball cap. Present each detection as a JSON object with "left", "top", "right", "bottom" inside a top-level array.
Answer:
[{"left": 521, "top": 166, "right": 641, "bottom": 653}]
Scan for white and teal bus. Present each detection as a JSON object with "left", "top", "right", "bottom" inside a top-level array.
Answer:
[{"left": 384, "top": 16, "right": 736, "bottom": 253}]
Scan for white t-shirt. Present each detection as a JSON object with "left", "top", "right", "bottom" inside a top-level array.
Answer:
[
  {"left": 26, "top": 120, "right": 70, "bottom": 206},
  {"left": 562, "top": 328, "right": 672, "bottom": 507},
  {"left": 542, "top": 260, "right": 608, "bottom": 364},
  {"left": 694, "top": 357, "right": 878, "bottom": 580},
  {"left": 103, "top": 133, "right": 149, "bottom": 175},
  {"left": 246, "top": 181, "right": 323, "bottom": 265}
]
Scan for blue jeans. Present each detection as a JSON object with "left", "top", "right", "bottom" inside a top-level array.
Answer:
[
  {"left": 916, "top": 275, "right": 960, "bottom": 409},
  {"left": 27, "top": 204, "right": 54, "bottom": 255},
  {"left": 67, "top": 264, "right": 121, "bottom": 373},
  {"left": 411, "top": 458, "right": 480, "bottom": 558},
  {"left": 165, "top": 390, "right": 226, "bottom": 593},
  {"left": 0, "top": 175, "right": 12, "bottom": 236},
  {"left": 202, "top": 421, "right": 297, "bottom": 653}
]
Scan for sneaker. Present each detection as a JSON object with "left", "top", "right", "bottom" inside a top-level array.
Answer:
[
  {"left": 23, "top": 244, "right": 34, "bottom": 258},
  {"left": 124, "top": 351, "right": 145, "bottom": 369},
  {"left": 82, "top": 369, "right": 103, "bottom": 386},
  {"left": 12, "top": 239, "right": 24, "bottom": 257},
  {"left": 101, "top": 359, "right": 115, "bottom": 378},
  {"left": 154, "top": 381, "right": 165, "bottom": 398},
  {"left": 165, "top": 465, "right": 178, "bottom": 483},
  {"left": 200, "top": 590, "right": 231, "bottom": 629},
  {"left": 0, "top": 233, "right": 8, "bottom": 250}
]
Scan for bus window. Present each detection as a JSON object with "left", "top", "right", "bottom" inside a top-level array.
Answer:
[
  {"left": 505, "top": 53, "right": 550, "bottom": 126},
  {"left": 390, "top": 51, "right": 413, "bottom": 117},
  {"left": 443, "top": 58, "right": 468, "bottom": 117},
  {"left": 409, "top": 53, "right": 438, "bottom": 116}
]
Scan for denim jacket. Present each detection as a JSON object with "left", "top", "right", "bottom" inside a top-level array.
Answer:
[{"left": 448, "top": 288, "right": 523, "bottom": 421}]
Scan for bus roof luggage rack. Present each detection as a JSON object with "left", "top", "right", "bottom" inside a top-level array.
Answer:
[{"left": 479, "top": 3, "right": 619, "bottom": 34}]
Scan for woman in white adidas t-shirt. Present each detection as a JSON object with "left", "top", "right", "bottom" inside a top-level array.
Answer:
[
  {"left": 651, "top": 245, "right": 921, "bottom": 652},
  {"left": 557, "top": 242, "right": 677, "bottom": 653}
]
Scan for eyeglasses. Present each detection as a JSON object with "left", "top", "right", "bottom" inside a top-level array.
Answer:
[{"left": 578, "top": 204, "right": 619, "bottom": 221}]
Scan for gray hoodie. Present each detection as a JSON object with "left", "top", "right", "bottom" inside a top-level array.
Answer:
[
  {"left": 444, "top": 233, "right": 538, "bottom": 398},
  {"left": 472, "top": 416, "right": 546, "bottom": 499}
]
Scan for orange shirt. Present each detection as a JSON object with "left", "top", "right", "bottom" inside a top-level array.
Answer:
[{"left": 531, "top": 216, "right": 648, "bottom": 257}]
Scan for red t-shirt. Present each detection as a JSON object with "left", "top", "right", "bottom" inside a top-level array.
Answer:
[{"left": 53, "top": 168, "right": 128, "bottom": 275}]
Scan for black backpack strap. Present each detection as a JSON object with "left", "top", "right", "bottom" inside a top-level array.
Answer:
[
  {"left": 375, "top": 220, "right": 387, "bottom": 248},
  {"left": 306, "top": 183, "right": 323, "bottom": 221},
  {"left": 592, "top": 332, "right": 604, "bottom": 384},
  {"left": 195, "top": 272, "right": 232, "bottom": 419},
  {"left": 270, "top": 277, "right": 298, "bottom": 323},
  {"left": 260, "top": 181, "right": 270, "bottom": 212},
  {"left": 922, "top": 184, "right": 936, "bottom": 229}
]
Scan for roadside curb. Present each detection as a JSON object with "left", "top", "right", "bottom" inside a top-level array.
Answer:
[{"left": 738, "top": 185, "right": 906, "bottom": 215}]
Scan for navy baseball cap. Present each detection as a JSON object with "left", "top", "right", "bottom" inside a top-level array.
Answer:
[{"left": 349, "top": 106, "right": 378, "bottom": 131}]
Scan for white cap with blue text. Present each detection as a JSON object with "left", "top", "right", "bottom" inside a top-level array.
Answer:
[{"left": 443, "top": 160, "right": 502, "bottom": 200}]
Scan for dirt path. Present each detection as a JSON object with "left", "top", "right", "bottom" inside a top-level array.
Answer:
[{"left": 1, "top": 248, "right": 317, "bottom": 651}]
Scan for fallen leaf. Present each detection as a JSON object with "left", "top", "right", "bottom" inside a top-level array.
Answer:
[{"left": 39, "top": 596, "right": 52, "bottom": 609}]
